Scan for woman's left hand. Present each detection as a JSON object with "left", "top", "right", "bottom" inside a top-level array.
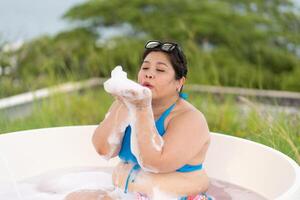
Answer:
[{"left": 120, "top": 87, "right": 152, "bottom": 109}]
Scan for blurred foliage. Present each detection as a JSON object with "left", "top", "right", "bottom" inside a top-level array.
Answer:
[
  {"left": 0, "top": 89, "right": 112, "bottom": 133},
  {"left": 0, "top": 0, "right": 300, "bottom": 98}
]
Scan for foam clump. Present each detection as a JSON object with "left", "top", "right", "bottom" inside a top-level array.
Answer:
[
  {"left": 152, "top": 187, "right": 177, "bottom": 200},
  {"left": 104, "top": 65, "right": 150, "bottom": 100}
]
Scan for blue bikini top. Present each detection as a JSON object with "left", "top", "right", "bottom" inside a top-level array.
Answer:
[{"left": 118, "top": 93, "right": 203, "bottom": 172}]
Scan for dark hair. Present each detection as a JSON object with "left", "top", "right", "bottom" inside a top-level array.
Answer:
[{"left": 142, "top": 42, "right": 188, "bottom": 80}]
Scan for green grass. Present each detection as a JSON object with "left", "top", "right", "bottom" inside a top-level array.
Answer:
[
  {"left": 189, "top": 93, "right": 300, "bottom": 164},
  {"left": 1, "top": 88, "right": 299, "bottom": 164},
  {"left": 0, "top": 89, "right": 112, "bottom": 134}
]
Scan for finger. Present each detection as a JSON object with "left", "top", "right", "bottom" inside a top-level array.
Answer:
[{"left": 122, "top": 89, "right": 138, "bottom": 99}]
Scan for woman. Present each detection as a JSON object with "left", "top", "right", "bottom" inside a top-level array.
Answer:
[{"left": 66, "top": 40, "right": 210, "bottom": 200}]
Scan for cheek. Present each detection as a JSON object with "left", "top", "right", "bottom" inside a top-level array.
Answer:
[
  {"left": 157, "top": 79, "right": 174, "bottom": 91},
  {"left": 137, "top": 70, "right": 143, "bottom": 83},
  {"left": 166, "top": 80, "right": 179, "bottom": 91}
]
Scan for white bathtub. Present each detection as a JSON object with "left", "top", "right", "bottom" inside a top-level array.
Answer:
[{"left": 0, "top": 125, "right": 299, "bottom": 199}]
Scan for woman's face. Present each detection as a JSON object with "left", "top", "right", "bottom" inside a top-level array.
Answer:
[{"left": 138, "top": 51, "right": 183, "bottom": 100}]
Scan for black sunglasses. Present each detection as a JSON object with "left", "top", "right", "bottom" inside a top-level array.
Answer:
[{"left": 145, "top": 41, "right": 186, "bottom": 65}]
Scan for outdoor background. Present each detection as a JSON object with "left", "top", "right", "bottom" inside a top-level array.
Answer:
[{"left": 0, "top": 0, "right": 299, "bottom": 164}]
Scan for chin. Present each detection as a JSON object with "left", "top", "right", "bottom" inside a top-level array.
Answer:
[{"left": 151, "top": 93, "right": 158, "bottom": 100}]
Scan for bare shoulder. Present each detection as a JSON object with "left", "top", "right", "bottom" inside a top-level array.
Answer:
[
  {"left": 172, "top": 99, "right": 208, "bottom": 125},
  {"left": 167, "top": 99, "right": 210, "bottom": 138}
]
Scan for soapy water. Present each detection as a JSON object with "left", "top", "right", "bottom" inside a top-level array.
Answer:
[
  {"left": 0, "top": 152, "right": 23, "bottom": 199},
  {"left": 0, "top": 166, "right": 267, "bottom": 200}
]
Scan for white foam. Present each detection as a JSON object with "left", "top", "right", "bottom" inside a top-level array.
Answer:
[
  {"left": 102, "top": 130, "right": 122, "bottom": 160},
  {"left": 108, "top": 187, "right": 135, "bottom": 200},
  {"left": 127, "top": 106, "right": 160, "bottom": 174},
  {"left": 0, "top": 167, "right": 180, "bottom": 200},
  {"left": 0, "top": 168, "right": 114, "bottom": 200},
  {"left": 152, "top": 187, "right": 177, "bottom": 200},
  {"left": 38, "top": 171, "right": 113, "bottom": 194},
  {"left": 104, "top": 66, "right": 146, "bottom": 100},
  {"left": 151, "top": 129, "right": 164, "bottom": 152},
  {"left": 124, "top": 110, "right": 144, "bottom": 172},
  {"left": 108, "top": 131, "right": 121, "bottom": 145},
  {"left": 104, "top": 66, "right": 165, "bottom": 173},
  {"left": 104, "top": 101, "right": 130, "bottom": 160}
]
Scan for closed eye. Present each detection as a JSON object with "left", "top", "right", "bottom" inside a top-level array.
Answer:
[{"left": 156, "top": 69, "right": 165, "bottom": 72}]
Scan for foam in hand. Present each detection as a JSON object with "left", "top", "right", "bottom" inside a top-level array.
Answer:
[
  {"left": 104, "top": 65, "right": 149, "bottom": 100},
  {"left": 104, "top": 66, "right": 164, "bottom": 173}
]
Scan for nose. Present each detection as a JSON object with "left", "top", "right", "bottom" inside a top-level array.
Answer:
[{"left": 145, "top": 73, "right": 154, "bottom": 79}]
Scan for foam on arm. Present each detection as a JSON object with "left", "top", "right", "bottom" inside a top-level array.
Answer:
[{"left": 104, "top": 66, "right": 165, "bottom": 172}]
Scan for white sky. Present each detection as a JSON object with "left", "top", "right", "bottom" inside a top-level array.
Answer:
[
  {"left": 0, "top": 0, "right": 84, "bottom": 42},
  {"left": 0, "top": 0, "right": 299, "bottom": 43}
]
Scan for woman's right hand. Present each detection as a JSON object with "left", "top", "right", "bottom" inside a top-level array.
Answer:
[
  {"left": 110, "top": 95, "right": 129, "bottom": 121},
  {"left": 114, "top": 95, "right": 126, "bottom": 107}
]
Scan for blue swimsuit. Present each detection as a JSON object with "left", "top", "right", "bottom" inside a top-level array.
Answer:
[{"left": 118, "top": 95, "right": 203, "bottom": 194}]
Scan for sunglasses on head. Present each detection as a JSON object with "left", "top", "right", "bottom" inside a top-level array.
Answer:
[{"left": 144, "top": 40, "right": 186, "bottom": 64}]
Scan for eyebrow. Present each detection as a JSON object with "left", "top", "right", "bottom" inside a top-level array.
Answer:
[
  {"left": 143, "top": 60, "right": 169, "bottom": 68},
  {"left": 157, "top": 61, "right": 169, "bottom": 68}
]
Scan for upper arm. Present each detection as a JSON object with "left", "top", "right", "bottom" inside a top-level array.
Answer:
[{"left": 153, "top": 110, "right": 210, "bottom": 172}]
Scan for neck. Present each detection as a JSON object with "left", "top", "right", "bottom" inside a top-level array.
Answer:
[{"left": 151, "top": 94, "right": 179, "bottom": 119}]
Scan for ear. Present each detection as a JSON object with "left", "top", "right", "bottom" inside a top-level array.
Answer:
[
  {"left": 177, "top": 77, "right": 186, "bottom": 91},
  {"left": 179, "top": 77, "right": 186, "bottom": 88}
]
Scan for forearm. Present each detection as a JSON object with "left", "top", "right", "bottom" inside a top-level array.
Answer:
[
  {"left": 93, "top": 101, "right": 129, "bottom": 158},
  {"left": 131, "top": 106, "right": 164, "bottom": 171}
]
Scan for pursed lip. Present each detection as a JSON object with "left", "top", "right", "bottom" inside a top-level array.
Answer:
[{"left": 141, "top": 81, "right": 154, "bottom": 89}]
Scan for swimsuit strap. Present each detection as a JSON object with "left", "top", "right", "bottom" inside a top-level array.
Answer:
[
  {"left": 124, "top": 163, "right": 140, "bottom": 193},
  {"left": 155, "top": 103, "right": 176, "bottom": 125},
  {"left": 156, "top": 92, "right": 188, "bottom": 125},
  {"left": 176, "top": 164, "right": 203, "bottom": 172},
  {"left": 179, "top": 92, "right": 188, "bottom": 100}
]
